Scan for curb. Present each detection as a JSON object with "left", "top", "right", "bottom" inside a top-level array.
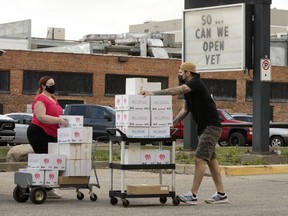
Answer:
[
  {"left": 2, "top": 162, "right": 288, "bottom": 176},
  {"left": 219, "top": 164, "right": 288, "bottom": 176}
]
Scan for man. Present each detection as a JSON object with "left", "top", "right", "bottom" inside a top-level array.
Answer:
[{"left": 141, "top": 62, "right": 228, "bottom": 205}]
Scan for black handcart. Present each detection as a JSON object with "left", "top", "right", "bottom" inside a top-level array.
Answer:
[
  {"left": 13, "top": 140, "right": 101, "bottom": 204},
  {"left": 107, "top": 128, "right": 180, "bottom": 207}
]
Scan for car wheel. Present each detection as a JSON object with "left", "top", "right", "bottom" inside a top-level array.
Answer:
[
  {"left": 228, "top": 132, "right": 246, "bottom": 146},
  {"left": 270, "top": 136, "right": 284, "bottom": 147},
  {"left": 218, "top": 141, "right": 230, "bottom": 147}
]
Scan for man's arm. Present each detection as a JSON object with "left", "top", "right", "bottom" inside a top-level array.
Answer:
[
  {"left": 141, "top": 85, "right": 191, "bottom": 96},
  {"left": 173, "top": 100, "right": 189, "bottom": 126}
]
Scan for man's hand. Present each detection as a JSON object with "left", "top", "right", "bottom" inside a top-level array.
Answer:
[{"left": 140, "top": 90, "right": 154, "bottom": 96}]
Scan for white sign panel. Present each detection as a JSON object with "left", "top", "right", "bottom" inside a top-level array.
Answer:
[
  {"left": 260, "top": 58, "right": 271, "bottom": 81},
  {"left": 183, "top": 4, "right": 246, "bottom": 72}
]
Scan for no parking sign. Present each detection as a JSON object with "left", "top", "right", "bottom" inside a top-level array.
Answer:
[{"left": 260, "top": 58, "right": 271, "bottom": 81}]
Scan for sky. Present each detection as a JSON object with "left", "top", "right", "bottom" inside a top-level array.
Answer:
[{"left": 1, "top": 0, "right": 287, "bottom": 41}]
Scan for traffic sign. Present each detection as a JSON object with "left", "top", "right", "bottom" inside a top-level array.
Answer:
[{"left": 260, "top": 58, "right": 271, "bottom": 81}]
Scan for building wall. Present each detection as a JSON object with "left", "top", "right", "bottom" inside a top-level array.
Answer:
[
  {"left": 0, "top": 50, "right": 181, "bottom": 114},
  {"left": 1, "top": 50, "right": 288, "bottom": 122}
]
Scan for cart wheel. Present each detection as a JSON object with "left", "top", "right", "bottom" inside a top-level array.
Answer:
[
  {"left": 110, "top": 196, "right": 118, "bottom": 205},
  {"left": 13, "top": 186, "right": 30, "bottom": 203},
  {"left": 77, "top": 192, "right": 85, "bottom": 200},
  {"left": 30, "top": 186, "right": 47, "bottom": 204},
  {"left": 172, "top": 197, "right": 180, "bottom": 206},
  {"left": 159, "top": 196, "right": 167, "bottom": 204},
  {"left": 90, "top": 193, "right": 97, "bottom": 202},
  {"left": 122, "top": 199, "right": 130, "bottom": 207}
]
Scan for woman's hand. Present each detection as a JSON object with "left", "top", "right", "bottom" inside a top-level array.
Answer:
[{"left": 59, "top": 118, "right": 69, "bottom": 127}]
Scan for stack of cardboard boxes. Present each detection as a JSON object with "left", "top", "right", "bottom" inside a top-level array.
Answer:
[
  {"left": 115, "top": 78, "right": 173, "bottom": 194},
  {"left": 17, "top": 115, "right": 94, "bottom": 186},
  {"left": 115, "top": 78, "right": 172, "bottom": 165}
]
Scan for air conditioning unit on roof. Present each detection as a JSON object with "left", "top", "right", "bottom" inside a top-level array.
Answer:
[{"left": 46, "top": 27, "right": 65, "bottom": 40}]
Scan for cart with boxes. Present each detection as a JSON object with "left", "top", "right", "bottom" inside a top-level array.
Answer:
[
  {"left": 13, "top": 115, "right": 100, "bottom": 204},
  {"left": 109, "top": 84, "right": 180, "bottom": 207}
]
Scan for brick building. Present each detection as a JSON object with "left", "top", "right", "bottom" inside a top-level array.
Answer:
[{"left": 0, "top": 50, "right": 288, "bottom": 122}]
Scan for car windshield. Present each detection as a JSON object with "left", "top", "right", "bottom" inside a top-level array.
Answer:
[
  {"left": 103, "top": 106, "right": 116, "bottom": 115},
  {"left": 220, "top": 109, "right": 234, "bottom": 120}
]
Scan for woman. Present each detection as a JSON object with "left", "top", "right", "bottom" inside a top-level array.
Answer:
[
  {"left": 27, "top": 76, "right": 69, "bottom": 153},
  {"left": 27, "top": 76, "right": 69, "bottom": 199}
]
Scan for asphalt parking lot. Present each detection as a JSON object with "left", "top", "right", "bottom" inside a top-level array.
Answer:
[{"left": 1, "top": 169, "right": 288, "bottom": 216}]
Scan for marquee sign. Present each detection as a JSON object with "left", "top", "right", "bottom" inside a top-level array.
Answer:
[{"left": 183, "top": 3, "right": 246, "bottom": 72}]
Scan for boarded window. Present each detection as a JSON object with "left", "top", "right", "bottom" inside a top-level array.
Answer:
[
  {"left": 203, "top": 79, "right": 236, "bottom": 100},
  {"left": 105, "top": 74, "right": 169, "bottom": 95},
  {"left": 246, "top": 80, "right": 288, "bottom": 102},
  {"left": 0, "top": 70, "right": 10, "bottom": 93},
  {"left": 23, "top": 71, "right": 93, "bottom": 96}
]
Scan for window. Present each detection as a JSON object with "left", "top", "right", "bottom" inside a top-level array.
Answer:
[
  {"left": 203, "top": 79, "right": 236, "bottom": 100},
  {"left": 0, "top": 70, "right": 10, "bottom": 93},
  {"left": 23, "top": 71, "right": 93, "bottom": 96},
  {"left": 23, "top": 115, "right": 32, "bottom": 125},
  {"left": 105, "top": 74, "right": 169, "bottom": 96},
  {"left": 90, "top": 107, "right": 104, "bottom": 119},
  {"left": 69, "top": 106, "right": 86, "bottom": 116},
  {"left": 246, "top": 81, "right": 288, "bottom": 102}
]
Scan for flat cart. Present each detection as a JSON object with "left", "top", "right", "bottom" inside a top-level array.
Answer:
[
  {"left": 107, "top": 128, "right": 180, "bottom": 207},
  {"left": 13, "top": 140, "right": 100, "bottom": 204}
]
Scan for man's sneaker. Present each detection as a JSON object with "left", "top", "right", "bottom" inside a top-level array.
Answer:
[
  {"left": 46, "top": 189, "right": 62, "bottom": 199},
  {"left": 177, "top": 191, "right": 197, "bottom": 205},
  {"left": 205, "top": 192, "right": 228, "bottom": 204}
]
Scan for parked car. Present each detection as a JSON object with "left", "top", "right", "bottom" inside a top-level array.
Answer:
[
  {"left": 171, "top": 109, "right": 252, "bottom": 147},
  {"left": 0, "top": 114, "right": 16, "bottom": 146},
  {"left": 217, "top": 109, "right": 252, "bottom": 146},
  {"left": 231, "top": 113, "right": 288, "bottom": 147},
  {"left": 5, "top": 113, "right": 32, "bottom": 144},
  {"left": 64, "top": 104, "right": 116, "bottom": 141}
]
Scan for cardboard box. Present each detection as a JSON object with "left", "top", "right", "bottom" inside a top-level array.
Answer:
[
  {"left": 53, "top": 154, "right": 66, "bottom": 170},
  {"left": 59, "top": 115, "right": 83, "bottom": 127},
  {"left": 48, "top": 142, "right": 59, "bottom": 154},
  {"left": 115, "top": 94, "right": 124, "bottom": 110},
  {"left": 28, "top": 154, "right": 54, "bottom": 170},
  {"left": 124, "top": 143, "right": 141, "bottom": 164},
  {"left": 127, "top": 184, "right": 169, "bottom": 195},
  {"left": 122, "top": 95, "right": 150, "bottom": 110},
  {"left": 58, "top": 176, "right": 89, "bottom": 185},
  {"left": 150, "top": 96, "right": 172, "bottom": 111},
  {"left": 140, "top": 150, "right": 156, "bottom": 164},
  {"left": 149, "top": 126, "right": 170, "bottom": 138},
  {"left": 57, "top": 127, "right": 92, "bottom": 144},
  {"left": 59, "top": 143, "right": 81, "bottom": 159},
  {"left": 155, "top": 150, "right": 170, "bottom": 164},
  {"left": 44, "top": 170, "right": 59, "bottom": 186},
  {"left": 80, "top": 159, "right": 92, "bottom": 176},
  {"left": 122, "top": 110, "right": 150, "bottom": 126},
  {"left": 18, "top": 169, "right": 45, "bottom": 185},
  {"left": 80, "top": 143, "right": 92, "bottom": 160},
  {"left": 125, "top": 78, "right": 147, "bottom": 95},
  {"left": 121, "top": 126, "right": 149, "bottom": 138},
  {"left": 62, "top": 159, "right": 81, "bottom": 176},
  {"left": 115, "top": 110, "right": 123, "bottom": 126},
  {"left": 145, "top": 82, "right": 161, "bottom": 92},
  {"left": 150, "top": 111, "right": 173, "bottom": 126}
]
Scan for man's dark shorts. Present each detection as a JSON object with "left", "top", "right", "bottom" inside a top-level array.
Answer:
[{"left": 195, "top": 126, "right": 222, "bottom": 162}]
